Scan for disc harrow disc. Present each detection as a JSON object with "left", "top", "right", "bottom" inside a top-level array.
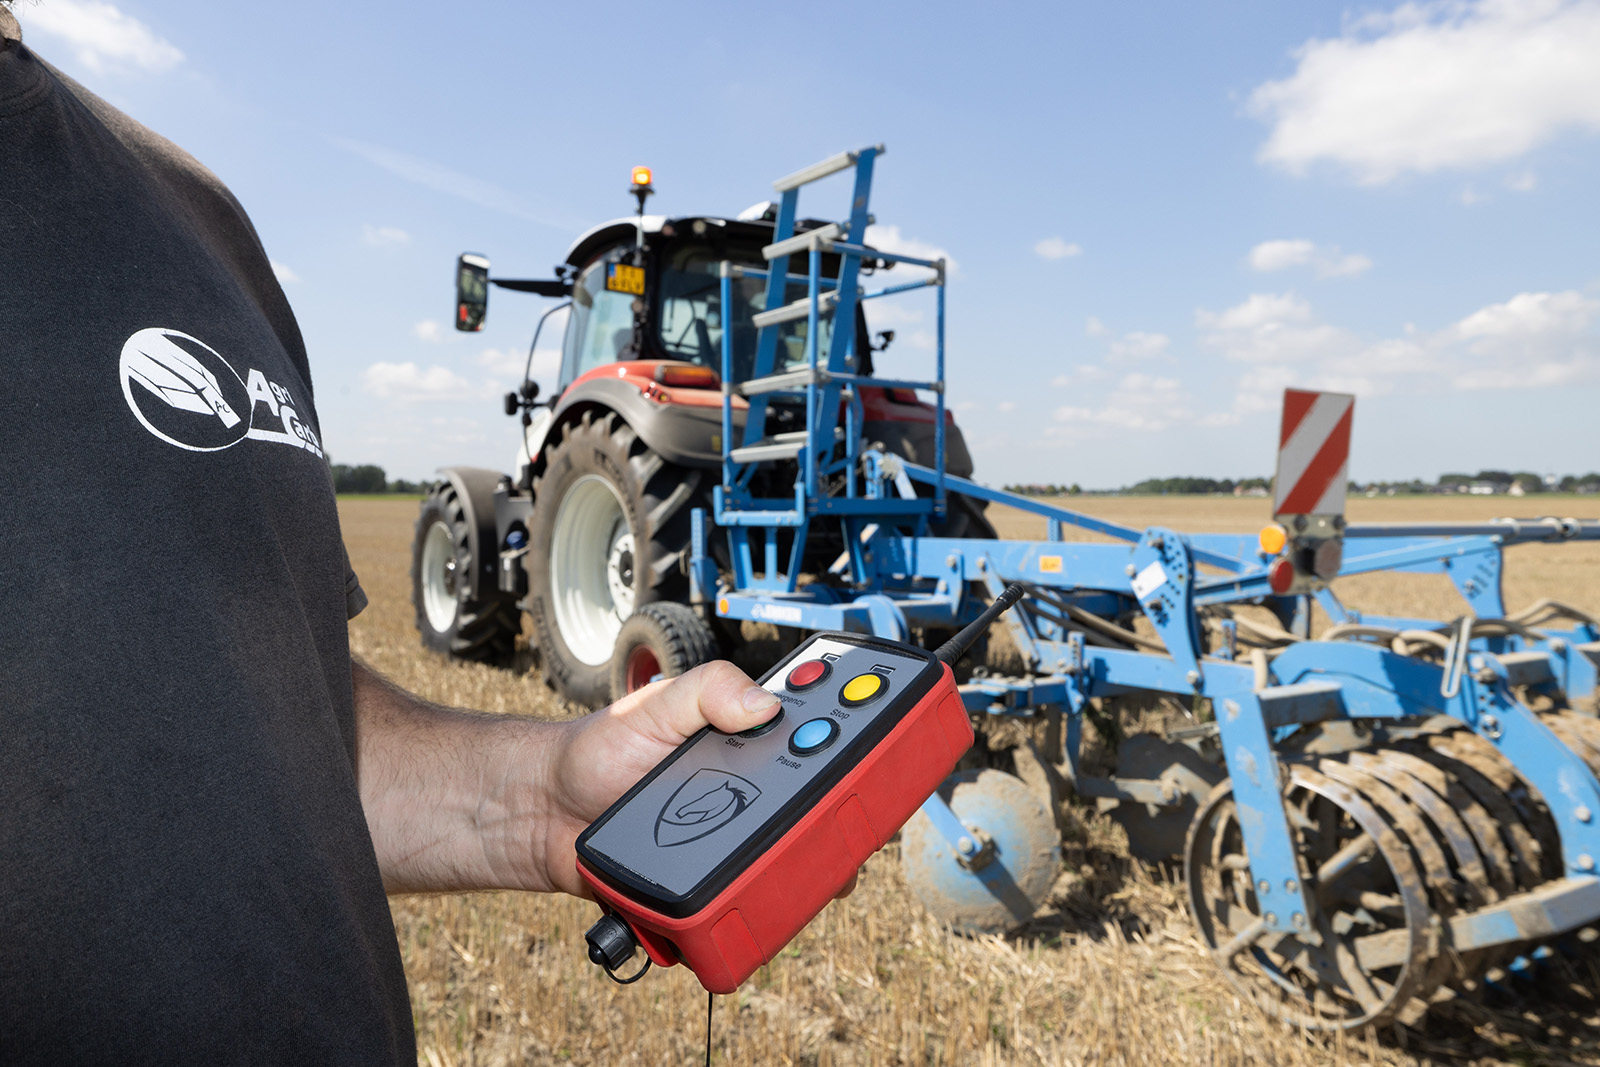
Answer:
[
  {"left": 1107, "top": 733, "right": 1224, "bottom": 862},
  {"left": 901, "top": 769, "right": 1062, "bottom": 935}
]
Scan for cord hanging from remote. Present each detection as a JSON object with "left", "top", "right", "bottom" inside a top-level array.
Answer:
[{"left": 704, "top": 991, "right": 715, "bottom": 1067}]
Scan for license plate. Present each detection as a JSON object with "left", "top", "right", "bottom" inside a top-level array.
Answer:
[{"left": 606, "top": 263, "right": 645, "bottom": 295}]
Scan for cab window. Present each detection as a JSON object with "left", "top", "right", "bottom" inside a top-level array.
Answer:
[
  {"left": 560, "top": 261, "right": 636, "bottom": 385},
  {"left": 656, "top": 245, "right": 834, "bottom": 381}
]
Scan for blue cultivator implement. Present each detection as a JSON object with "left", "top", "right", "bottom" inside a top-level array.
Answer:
[{"left": 688, "top": 145, "right": 1600, "bottom": 1030}]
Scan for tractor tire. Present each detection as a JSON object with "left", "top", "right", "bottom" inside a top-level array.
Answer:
[
  {"left": 412, "top": 481, "right": 520, "bottom": 664},
  {"left": 931, "top": 492, "right": 998, "bottom": 540},
  {"left": 527, "top": 409, "right": 707, "bottom": 707},
  {"left": 609, "top": 602, "right": 720, "bottom": 702}
]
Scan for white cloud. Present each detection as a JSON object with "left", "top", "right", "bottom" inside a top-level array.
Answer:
[
  {"left": 1108, "top": 331, "right": 1170, "bottom": 361},
  {"left": 1452, "top": 289, "right": 1600, "bottom": 340},
  {"left": 1248, "top": 239, "right": 1372, "bottom": 277},
  {"left": 1050, "top": 364, "right": 1111, "bottom": 388},
  {"left": 1250, "top": 0, "right": 1600, "bottom": 184},
  {"left": 1453, "top": 358, "right": 1600, "bottom": 389},
  {"left": 1197, "top": 292, "right": 1315, "bottom": 333},
  {"left": 1199, "top": 286, "right": 1600, "bottom": 416},
  {"left": 412, "top": 319, "right": 443, "bottom": 343},
  {"left": 1054, "top": 373, "right": 1191, "bottom": 433},
  {"left": 1034, "top": 237, "right": 1083, "bottom": 260},
  {"left": 1248, "top": 239, "right": 1316, "bottom": 272},
  {"left": 20, "top": 0, "right": 183, "bottom": 74},
  {"left": 997, "top": 401, "right": 1018, "bottom": 413},
  {"left": 363, "top": 225, "right": 411, "bottom": 247},
  {"left": 864, "top": 224, "right": 957, "bottom": 276},
  {"left": 270, "top": 260, "right": 300, "bottom": 284},
  {"left": 1085, "top": 316, "right": 1109, "bottom": 337},
  {"left": 362, "top": 362, "right": 478, "bottom": 402},
  {"left": 478, "top": 346, "right": 561, "bottom": 383}
]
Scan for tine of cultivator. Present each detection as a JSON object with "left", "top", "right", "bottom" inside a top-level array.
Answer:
[
  {"left": 1424, "top": 732, "right": 1560, "bottom": 884},
  {"left": 1317, "top": 760, "right": 1458, "bottom": 905},
  {"left": 1377, "top": 746, "right": 1520, "bottom": 898},
  {"left": 1348, "top": 749, "right": 1494, "bottom": 908},
  {"left": 1408, "top": 736, "right": 1543, "bottom": 887}
]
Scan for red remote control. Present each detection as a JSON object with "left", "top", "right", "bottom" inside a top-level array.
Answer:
[{"left": 577, "top": 630, "right": 973, "bottom": 992}]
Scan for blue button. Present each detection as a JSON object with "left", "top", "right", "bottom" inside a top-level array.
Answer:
[{"left": 788, "top": 717, "right": 839, "bottom": 756}]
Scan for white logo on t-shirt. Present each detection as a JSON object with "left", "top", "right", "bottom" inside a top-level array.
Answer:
[{"left": 119, "top": 327, "right": 323, "bottom": 457}]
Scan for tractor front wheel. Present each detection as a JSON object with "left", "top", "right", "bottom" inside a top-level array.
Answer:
[{"left": 609, "top": 602, "right": 719, "bottom": 701}]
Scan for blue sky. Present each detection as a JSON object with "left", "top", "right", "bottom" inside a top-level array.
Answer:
[{"left": 16, "top": 0, "right": 1600, "bottom": 487}]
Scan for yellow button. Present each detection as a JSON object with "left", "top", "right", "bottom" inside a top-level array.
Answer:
[{"left": 841, "top": 673, "right": 886, "bottom": 705}]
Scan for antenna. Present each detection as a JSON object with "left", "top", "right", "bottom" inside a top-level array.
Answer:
[{"left": 934, "top": 583, "right": 1026, "bottom": 665}]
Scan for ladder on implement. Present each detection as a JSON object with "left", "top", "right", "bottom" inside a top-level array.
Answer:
[{"left": 714, "top": 144, "right": 951, "bottom": 594}]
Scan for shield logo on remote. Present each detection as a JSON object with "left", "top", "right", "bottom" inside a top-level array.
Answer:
[{"left": 654, "top": 769, "right": 763, "bottom": 847}]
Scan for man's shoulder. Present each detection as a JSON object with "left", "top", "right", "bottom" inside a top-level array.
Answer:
[{"left": 49, "top": 62, "right": 245, "bottom": 221}]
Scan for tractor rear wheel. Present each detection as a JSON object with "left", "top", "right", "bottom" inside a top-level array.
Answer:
[
  {"left": 412, "top": 482, "right": 520, "bottom": 663},
  {"left": 528, "top": 410, "right": 707, "bottom": 707},
  {"left": 931, "top": 493, "right": 998, "bottom": 540},
  {"left": 609, "top": 602, "right": 719, "bottom": 701}
]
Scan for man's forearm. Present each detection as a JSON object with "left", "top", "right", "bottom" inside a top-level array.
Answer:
[
  {"left": 351, "top": 655, "right": 780, "bottom": 898},
  {"left": 351, "top": 659, "right": 562, "bottom": 894}
]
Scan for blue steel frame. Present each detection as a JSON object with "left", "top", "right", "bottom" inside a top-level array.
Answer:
[{"left": 696, "top": 144, "right": 1600, "bottom": 953}]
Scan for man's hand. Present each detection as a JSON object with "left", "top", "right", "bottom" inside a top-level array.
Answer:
[
  {"left": 533, "top": 661, "right": 781, "bottom": 898},
  {"left": 352, "top": 658, "right": 778, "bottom": 896}
]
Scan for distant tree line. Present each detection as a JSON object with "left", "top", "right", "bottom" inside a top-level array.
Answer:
[
  {"left": 1127, "top": 476, "right": 1272, "bottom": 495},
  {"left": 1004, "top": 469, "right": 1600, "bottom": 497},
  {"left": 330, "top": 462, "right": 424, "bottom": 495}
]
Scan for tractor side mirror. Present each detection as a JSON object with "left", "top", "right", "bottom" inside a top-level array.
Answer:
[{"left": 456, "top": 253, "right": 491, "bottom": 332}]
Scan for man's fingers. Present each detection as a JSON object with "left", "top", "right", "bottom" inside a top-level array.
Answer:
[{"left": 615, "top": 660, "right": 779, "bottom": 744}]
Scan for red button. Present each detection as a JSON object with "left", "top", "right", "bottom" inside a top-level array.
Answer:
[{"left": 786, "top": 659, "right": 831, "bottom": 692}]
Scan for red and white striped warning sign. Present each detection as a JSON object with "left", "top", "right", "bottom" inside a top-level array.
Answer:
[{"left": 1274, "top": 389, "right": 1354, "bottom": 517}]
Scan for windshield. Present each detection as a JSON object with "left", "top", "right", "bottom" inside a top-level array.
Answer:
[{"left": 657, "top": 245, "right": 836, "bottom": 382}]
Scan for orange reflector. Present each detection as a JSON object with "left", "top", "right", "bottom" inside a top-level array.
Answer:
[
  {"left": 631, "top": 165, "right": 653, "bottom": 187},
  {"left": 1268, "top": 557, "right": 1296, "bottom": 595},
  {"left": 717, "top": 597, "right": 730, "bottom": 615},
  {"left": 656, "top": 364, "right": 719, "bottom": 388},
  {"left": 1258, "top": 524, "right": 1288, "bottom": 555}
]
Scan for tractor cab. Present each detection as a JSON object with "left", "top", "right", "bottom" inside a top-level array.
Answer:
[
  {"left": 461, "top": 212, "right": 872, "bottom": 399},
  {"left": 456, "top": 195, "right": 970, "bottom": 489},
  {"left": 558, "top": 211, "right": 857, "bottom": 390}
]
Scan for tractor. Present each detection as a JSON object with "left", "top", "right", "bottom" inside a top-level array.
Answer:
[{"left": 412, "top": 163, "right": 990, "bottom": 707}]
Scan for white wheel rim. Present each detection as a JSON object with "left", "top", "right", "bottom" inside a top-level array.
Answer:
[
  {"left": 550, "top": 474, "right": 635, "bottom": 666},
  {"left": 420, "top": 520, "right": 459, "bottom": 633}
]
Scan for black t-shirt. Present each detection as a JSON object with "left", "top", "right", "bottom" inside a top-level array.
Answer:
[{"left": 0, "top": 12, "right": 413, "bottom": 1063}]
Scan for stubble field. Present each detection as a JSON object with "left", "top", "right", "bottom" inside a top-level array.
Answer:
[{"left": 340, "top": 494, "right": 1600, "bottom": 1067}]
